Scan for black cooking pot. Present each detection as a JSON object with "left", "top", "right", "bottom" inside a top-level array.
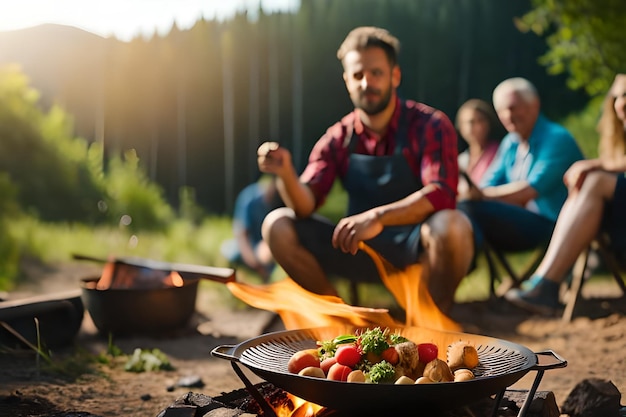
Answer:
[
  {"left": 76, "top": 254, "right": 236, "bottom": 337},
  {"left": 81, "top": 276, "right": 199, "bottom": 336},
  {"left": 212, "top": 325, "right": 567, "bottom": 413}
]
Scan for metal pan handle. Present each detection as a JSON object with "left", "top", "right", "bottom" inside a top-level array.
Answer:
[
  {"left": 531, "top": 349, "right": 567, "bottom": 371},
  {"left": 211, "top": 344, "right": 240, "bottom": 362},
  {"left": 506, "top": 350, "right": 567, "bottom": 417}
]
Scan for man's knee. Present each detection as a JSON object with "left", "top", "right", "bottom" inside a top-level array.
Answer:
[
  {"left": 423, "top": 209, "right": 474, "bottom": 245},
  {"left": 261, "top": 207, "right": 296, "bottom": 243}
]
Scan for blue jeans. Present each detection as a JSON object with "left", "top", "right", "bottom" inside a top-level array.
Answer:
[{"left": 457, "top": 200, "right": 555, "bottom": 252}]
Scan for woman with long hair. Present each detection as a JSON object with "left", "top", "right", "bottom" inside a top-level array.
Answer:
[{"left": 456, "top": 98, "right": 504, "bottom": 187}]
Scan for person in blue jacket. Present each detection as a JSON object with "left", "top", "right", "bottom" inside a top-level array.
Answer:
[
  {"left": 457, "top": 77, "right": 584, "bottom": 255},
  {"left": 220, "top": 177, "right": 282, "bottom": 282}
]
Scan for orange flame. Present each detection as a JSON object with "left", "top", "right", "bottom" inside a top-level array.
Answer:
[
  {"left": 96, "top": 261, "right": 115, "bottom": 290},
  {"left": 359, "top": 243, "right": 461, "bottom": 331},
  {"left": 164, "top": 271, "right": 184, "bottom": 287},
  {"left": 227, "top": 243, "right": 460, "bottom": 332},
  {"left": 227, "top": 277, "right": 399, "bottom": 329},
  {"left": 284, "top": 394, "right": 324, "bottom": 417}
]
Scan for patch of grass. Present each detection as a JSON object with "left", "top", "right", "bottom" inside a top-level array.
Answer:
[
  {"left": 12, "top": 208, "right": 614, "bottom": 309},
  {"left": 0, "top": 330, "right": 104, "bottom": 381},
  {"left": 2, "top": 216, "right": 235, "bottom": 291}
]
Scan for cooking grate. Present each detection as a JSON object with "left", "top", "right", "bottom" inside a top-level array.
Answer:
[{"left": 239, "top": 330, "right": 532, "bottom": 378}]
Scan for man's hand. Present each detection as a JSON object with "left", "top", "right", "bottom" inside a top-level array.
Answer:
[
  {"left": 332, "top": 210, "right": 384, "bottom": 255},
  {"left": 257, "top": 142, "right": 292, "bottom": 178},
  {"left": 563, "top": 159, "right": 601, "bottom": 191}
]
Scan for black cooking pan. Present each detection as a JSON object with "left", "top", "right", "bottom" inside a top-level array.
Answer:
[
  {"left": 212, "top": 325, "right": 566, "bottom": 413},
  {"left": 72, "top": 253, "right": 236, "bottom": 284}
]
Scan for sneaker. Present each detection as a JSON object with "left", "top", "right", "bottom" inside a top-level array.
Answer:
[{"left": 504, "top": 278, "right": 563, "bottom": 315}]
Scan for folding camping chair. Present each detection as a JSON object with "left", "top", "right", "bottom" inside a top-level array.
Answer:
[
  {"left": 483, "top": 240, "right": 549, "bottom": 299},
  {"left": 562, "top": 233, "right": 626, "bottom": 322}
]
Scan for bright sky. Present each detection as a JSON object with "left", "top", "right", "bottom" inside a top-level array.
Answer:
[{"left": 0, "top": 0, "right": 300, "bottom": 41}]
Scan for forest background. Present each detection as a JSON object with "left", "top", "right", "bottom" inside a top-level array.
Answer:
[{"left": 0, "top": 0, "right": 624, "bottom": 291}]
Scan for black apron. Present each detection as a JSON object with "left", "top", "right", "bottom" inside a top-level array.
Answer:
[{"left": 342, "top": 104, "right": 423, "bottom": 268}]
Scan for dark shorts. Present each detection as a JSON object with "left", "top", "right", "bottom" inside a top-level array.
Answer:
[
  {"left": 294, "top": 215, "right": 422, "bottom": 283},
  {"left": 457, "top": 200, "right": 555, "bottom": 252},
  {"left": 603, "top": 174, "right": 626, "bottom": 252}
]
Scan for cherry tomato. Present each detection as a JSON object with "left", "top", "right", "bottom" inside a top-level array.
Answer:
[
  {"left": 334, "top": 345, "right": 361, "bottom": 368},
  {"left": 327, "top": 363, "right": 352, "bottom": 381},
  {"left": 417, "top": 343, "right": 438, "bottom": 364},
  {"left": 381, "top": 347, "right": 399, "bottom": 365}
]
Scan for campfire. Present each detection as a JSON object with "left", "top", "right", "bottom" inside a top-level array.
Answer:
[
  {"left": 213, "top": 243, "right": 567, "bottom": 416},
  {"left": 160, "top": 383, "right": 562, "bottom": 417},
  {"left": 226, "top": 242, "right": 460, "bottom": 331},
  {"left": 95, "top": 261, "right": 186, "bottom": 290}
]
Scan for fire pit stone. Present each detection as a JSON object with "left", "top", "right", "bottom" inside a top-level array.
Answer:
[{"left": 157, "top": 385, "right": 562, "bottom": 417}]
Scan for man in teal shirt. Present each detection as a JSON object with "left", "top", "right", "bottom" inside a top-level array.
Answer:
[{"left": 457, "top": 77, "right": 584, "bottom": 253}]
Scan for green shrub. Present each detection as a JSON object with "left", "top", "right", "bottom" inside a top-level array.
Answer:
[
  {"left": 97, "top": 149, "right": 175, "bottom": 232},
  {"left": 560, "top": 96, "right": 603, "bottom": 158},
  {"left": 0, "top": 66, "right": 104, "bottom": 222}
]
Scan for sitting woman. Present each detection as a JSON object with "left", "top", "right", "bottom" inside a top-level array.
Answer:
[
  {"left": 455, "top": 98, "right": 504, "bottom": 189},
  {"left": 505, "top": 74, "right": 626, "bottom": 314}
]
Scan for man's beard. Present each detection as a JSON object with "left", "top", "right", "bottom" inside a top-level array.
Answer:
[{"left": 352, "top": 86, "right": 393, "bottom": 116}]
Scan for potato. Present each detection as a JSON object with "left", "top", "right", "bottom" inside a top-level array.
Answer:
[
  {"left": 453, "top": 368, "right": 475, "bottom": 382},
  {"left": 347, "top": 369, "right": 366, "bottom": 383},
  {"left": 288, "top": 349, "right": 320, "bottom": 374},
  {"left": 394, "top": 375, "right": 415, "bottom": 385},
  {"left": 415, "top": 376, "right": 434, "bottom": 384},
  {"left": 298, "top": 366, "right": 326, "bottom": 378},
  {"left": 423, "top": 358, "right": 454, "bottom": 382},
  {"left": 447, "top": 341, "right": 479, "bottom": 371}
]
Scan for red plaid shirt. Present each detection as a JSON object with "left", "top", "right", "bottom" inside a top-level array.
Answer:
[{"left": 300, "top": 98, "right": 458, "bottom": 211}]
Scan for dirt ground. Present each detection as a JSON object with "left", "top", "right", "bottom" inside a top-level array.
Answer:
[{"left": 1, "top": 261, "right": 625, "bottom": 417}]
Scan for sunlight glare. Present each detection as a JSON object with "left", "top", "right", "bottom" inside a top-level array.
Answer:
[{"left": 0, "top": 0, "right": 300, "bottom": 41}]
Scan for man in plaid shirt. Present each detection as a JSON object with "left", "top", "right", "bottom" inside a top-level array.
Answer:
[{"left": 257, "top": 26, "right": 473, "bottom": 313}]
